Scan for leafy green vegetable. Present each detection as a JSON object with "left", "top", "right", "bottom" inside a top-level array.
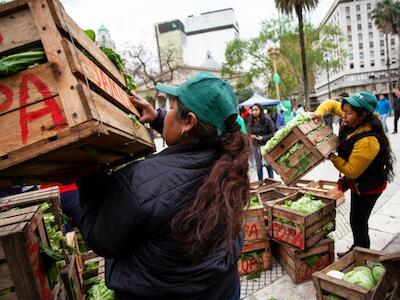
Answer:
[
  {"left": 85, "top": 29, "right": 96, "bottom": 42},
  {"left": 0, "top": 47, "right": 46, "bottom": 77},
  {"left": 277, "top": 142, "right": 303, "bottom": 166},
  {"left": 328, "top": 294, "right": 344, "bottom": 300},
  {"left": 128, "top": 114, "right": 142, "bottom": 129},
  {"left": 87, "top": 280, "right": 115, "bottom": 300},
  {"left": 273, "top": 217, "right": 301, "bottom": 228},
  {"left": 305, "top": 254, "right": 320, "bottom": 267},
  {"left": 342, "top": 266, "right": 376, "bottom": 290},
  {"left": 248, "top": 196, "right": 261, "bottom": 207},
  {"left": 282, "top": 194, "right": 325, "bottom": 214},
  {"left": 323, "top": 222, "right": 334, "bottom": 233},
  {"left": 0, "top": 287, "right": 15, "bottom": 296},
  {"left": 86, "top": 261, "right": 99, "bottom": 272},
  {"left": 371, "top": 263, "right": 385, "bottom": 283}
]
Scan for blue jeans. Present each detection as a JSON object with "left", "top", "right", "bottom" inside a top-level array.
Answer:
[{"left": 379, "top": 113, "right": 388, "bottom": 133}]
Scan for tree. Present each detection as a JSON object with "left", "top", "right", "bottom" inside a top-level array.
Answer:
[
  {"left": 372, "top": 0, "right": 397, "bottom": 101},
  {"left": 275, "top": 0, "right": 320, "bottom": 107},
  {"left": 392, "top": 1, "right": 400, "bottom": 86},
  {"left": 222, "top": 18, "right": 346, "bottom": 101}
]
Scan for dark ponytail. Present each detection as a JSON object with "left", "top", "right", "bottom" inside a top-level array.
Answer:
[
  {"left": 340, "top": 104, "right": 395, "bottom": 182},
  {"left": 171, "top": 99, "right": 251, "bottom": 261}
]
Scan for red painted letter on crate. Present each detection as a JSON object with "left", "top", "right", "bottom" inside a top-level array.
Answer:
[
  {"left": 0, "top": 33, "right": 3, "bottom": 45},
  {"left": 19, "top": 74, "right": 66, "bottom": 144},
  {"left": 0, "top": 84, "right": 13, "bottom": 112}
]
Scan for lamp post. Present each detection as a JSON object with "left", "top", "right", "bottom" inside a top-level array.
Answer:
[
  {"left": 324, "top": 53, "right": 332, "bottom": 99},
  {"left": 268, "top": 48, "right": 281, "bottom": 100}
]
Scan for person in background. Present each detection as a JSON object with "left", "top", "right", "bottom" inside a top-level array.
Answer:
[
  {"left": 393, "top": 87, "right": 400, "bottom": 134},
  {"left": 305, "top": 106, "right": 311, "bottom": 112},
  {"left": 248, "top": 104, "right": 275, "bottom": 180},
  {"left": 276, "top": 110, "right": 285, "bottom": 129},
  {"left": 312, "top": 92, "right": 395, "bottom": 257},
  {"left": 375, "top": 94, "right": 391, "bottom": 133},
  {"left": 77, "top": 72, "right": 250, "bottom": 300}
]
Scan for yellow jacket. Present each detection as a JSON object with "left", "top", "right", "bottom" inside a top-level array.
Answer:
[{"left": 315, "top": 100, "right": 380, "bottom": 179}]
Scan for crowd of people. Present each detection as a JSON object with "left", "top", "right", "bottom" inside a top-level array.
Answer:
[{"left": 1, "top": 71, "right": 399, "bottom": 299}]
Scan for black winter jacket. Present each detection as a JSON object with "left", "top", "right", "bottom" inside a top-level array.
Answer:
[
  {"left": 247, "top": 116, "right": 275, "bottom": 146},
  {"left": 77, "top": 112, "right": 242, "bottom": 300}
]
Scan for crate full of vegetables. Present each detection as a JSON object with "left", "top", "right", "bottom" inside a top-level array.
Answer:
[
  {"left": 0, "top": 205, "right": 64, "bottom": 299},
  {"left": 312, "top": 247, "right": 400, "bottom": 300},
  {"left": 0, "top": 0, "right": 154, "bottom": 187},
  {"left": 238, "top": 240, "right": 272, "bottom": 277},
  {"left": 273, "top": 238, "right": 334, "bottom": 284},
  {"left": 242, "top": 192, "right": 266, "bottom": 243},
  {"left": 262, "top": 114, "right": 339, "bottom": 185},
  {"left": 267, "top": 192, "right": 336, "bottom": 251},
  {"left": 258, "top": 188, "right": 285, "bottom": 212},
  {"left": 81, "top": 251, "right": 105, "bottom": 293}
]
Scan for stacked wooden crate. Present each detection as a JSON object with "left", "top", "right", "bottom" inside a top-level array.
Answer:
[
  {"left": 313, "top": 248, "right": 400, "bottom": 299},
  {"left": 81, "top": 251, "right": 105, "bottom": 293},
  {"left": 263, "top": 119, "right": 338, "bottom": 185},
  {"left": 63, "top": 231, "right": 84, "bottom": 300},
  {"left": 0, "top": 205, "right": 65, "bottom": 299},
  {"left": 0, "top": 0, "right": 154, "bottom": 187},
  {"left": 267, "top": 192, "right": 336, "bottom": 283},
  {"left": 302, "top": 180, "right": 345, "bottom": 206},
  {"left": 238, "top": 191, "right": 271, "bottom": 276}
]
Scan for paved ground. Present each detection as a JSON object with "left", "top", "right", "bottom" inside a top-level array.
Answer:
[{"left": 241, "top": 117, "right": 400, "bottom": 300}]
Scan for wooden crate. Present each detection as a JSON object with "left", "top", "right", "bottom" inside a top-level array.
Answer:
[
  {"left": 312, "top": 247, "right": 400, "bottom": 300},
  {"left": 60, "top": 254, "right": 84, "bottom": 300},
  {"left": 81, "top": 251, "right": 105, "bottom": 293},
  {"left": 0, "top": 205, "right": 60, "bottom": 299},
  {"left": 303, "top": 180, "right": 345, "bottom": 206},
  {"left": 294, "top": 179, "right": 315, "bottom": 188},
  {"left": 0, "top": 0, "right": 154, "bottom": 187},
  {"left": 65, "top": 231, "right": 83, "bottom": 285},
  {"left": 238, "top": 240, "right": 272, "bottom": 276},
  {"left": 250, "top": 178, "right": 281, "bottom": 191},
  {"left": 267, "top": 192, "right": 336, "bottom": 251},
  {"left": 263, "top": 119, "right": 339, "bottom": 185},
  {"left": 242, "top": 192, "right": 266, "bottom": 243},
  {"left": 0, "top": 187, "right": 63, "bottom": 232},
  {"left": 273, "top": 238, "right": 334, "bottom": 284},
  {"left": 259, "top": 188, "right": 286, "bottom": 209},
  {"left": 275, "top": 185, "right": 301, "bottom": 196}
]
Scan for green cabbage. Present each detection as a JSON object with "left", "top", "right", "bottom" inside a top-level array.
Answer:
[
  {"left": 342, "top": 266, "right": 376, "bottom": 290},
  {"left": 371, "top": 263, "right": 385, "bottom": 283},
  {"left": 282, "top": 194, "right": 325, "bottom": 214}
]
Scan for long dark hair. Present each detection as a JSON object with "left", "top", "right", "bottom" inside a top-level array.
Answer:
[
  {"left": 170, "top": 99, "right": 251, "bottom": 261},
  {"left": 248, "top": 104, "right": 265, "bottom": 130},
  {"left": 340, "top": 103, "right": 395, "bottom": 182}
]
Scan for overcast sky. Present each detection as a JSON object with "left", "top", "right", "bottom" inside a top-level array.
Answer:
[{"left": 61, "top": 0, "right": 335, "bottom": 54}]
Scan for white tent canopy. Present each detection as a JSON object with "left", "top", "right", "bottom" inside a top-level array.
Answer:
[{"left": 238, "top": 93, "right": 280, "bottom": 107}]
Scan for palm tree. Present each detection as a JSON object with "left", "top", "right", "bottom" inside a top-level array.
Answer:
[
  {"left": 372, "top": 0, "right": 397, "bottom": 102},
  {"left": 392, "top": 1, "right": 400, "bottom": 86},
  {"left": 275, "top": 0, "right": 319, "bottom": 107}
]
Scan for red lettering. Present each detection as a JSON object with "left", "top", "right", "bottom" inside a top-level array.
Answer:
[
  {"left": 19, "top": 74, "right": 66, "bottom": 144},
  {"left": 0, "top": 84, "right": 13, "bottom": 112},
  {"left": 0, "top": 33, "right": 3, "bottom": 45},
  {"left": 248, "top": 223, "right": 259, "bottom": 239}
]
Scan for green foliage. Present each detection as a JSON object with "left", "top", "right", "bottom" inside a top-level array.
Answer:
[
  {"left": 275, "top": 0, "right": 320, "bottom": 16},
  {"left": 0, "top": 47, "right": 46, "bottom": 77},
  {"left": 222, "top": 17, "right": 346, "bottom": 98},
  {"left": 85, "top": 29, "right": 96, "bottom": 42},
  {"left": 87, "top": 280, "right": 115, "bottom": 300},
  {"left": 282, "top": 193, "right": 325, "bottom": 214}
]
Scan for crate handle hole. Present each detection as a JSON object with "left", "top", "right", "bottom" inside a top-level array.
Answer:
[
  {"left": 279, "top": 144, "right": 285, "bottom": 149},
  {"left": 48, "top": 136, "right": 58, "bottom": 142},
  {"left": 0, "top": 155, "right": 8, "bottom": 160}
]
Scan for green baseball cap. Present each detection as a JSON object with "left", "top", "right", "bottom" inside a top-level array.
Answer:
[
  {"left": 343, "top": 91, "right": 377, "bottom": 114},
  {"left": 156, "top": 72, "right": 237, "bottom": 134}
]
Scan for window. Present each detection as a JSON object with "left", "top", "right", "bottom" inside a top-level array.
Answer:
[
  {"left": 370, "top": 50, "right": 374, "bottom": 56},
  {"left": 346, "top": 6, "right": 350, "bottom": 14},
  {"left": 380, "top": 40, "right": 384, "bottom": 47},
  {"left": 348, "top": 34, "right": 352, "bottom": 41},
  {"left": 357, "top": 14, "right": 361, "bottom": 21},
  {"left": 347, "top": 15, "right": 351, "bottom": 22},
  {"left": 360, "top": 63, "right": 365, "bottom": 68},
  {"left": 358, "top": 33, "right": 363, "bottom": 41},
  {"left": 367, "top": 3, "right": 371, "bottom": 9},
  {"left": 350, "top": 63, "right": 354, "bottom": 69},
  {"left": 381, "top": 49, "right": 385, "bottom": 56},
  {"left": 369, "top": 41, "right": 374, "bottom": 48},
  {"left": 359, "top": 43, "right": 363, "bottom": 49},
  {"left": 356, "top": 5, "right": 360, "bottom": 11},
  {"left": 358, "top": 24, "right": 362, "bottom": 30},
  {"left": 369, "top": 32, "right": 373, "bottom": 39},
  {"left": 371, "top": 61, "right": 375, "bottom": 67},
  {"left": 380, "top": 32, "right": 384, "bottom": 37},
  {"left": 391, "top": 38, "right": 395, "bottom": 45},
  {"left": 368, "top": 23, "right": 372, "bottom": 29},
  {"left": 349, "top": 53, "right": 354, "bottom": 60},
  {"left": 347, "top": 25, "right": 352, "bottom": 33},
  {"left": 381, "top": 58, "right": 385, "bottom": 65},
  {"left": 348, "top": 44, "right": 353, "bottom": 51},
  {"left": 368, "top": 13, "right": 371, "bottom": 19},
  {"left": 360, "top": 52, "right": 364, "bottom": 59}
]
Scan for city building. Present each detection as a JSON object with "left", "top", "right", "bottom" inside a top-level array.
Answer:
[
  {"left": 314, "top": 0, "right": 399, "bottom": 101},
  {"left": 96, "top": 23, "right": 116, "bottom": 49},
  {"left": 184, "top": 8, "right": 239, "bottom": 67},
  {"left": 154, "top": 19, "right": 186, "bottom": 70}
]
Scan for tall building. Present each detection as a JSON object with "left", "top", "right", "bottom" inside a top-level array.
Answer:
[
  {"left": 96, "top": 24, "right": 116, "bottom": 49},
  {"left": 155, "top": 19, "right": 186, "bottom": 69},
  {"left": 314, "top": 0, "right": 399, "bottom": 100},
  {"left": 184, "top": 8, "right": 239, "bottom": 67}
]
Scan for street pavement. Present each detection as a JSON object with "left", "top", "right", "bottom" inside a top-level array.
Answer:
[{"left": 242, "top": 116, "right": 400, "bottom": 300}]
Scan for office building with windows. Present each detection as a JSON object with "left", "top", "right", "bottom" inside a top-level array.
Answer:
[{"left": 314, "top": 0, "right": 399, "bottom": 100}]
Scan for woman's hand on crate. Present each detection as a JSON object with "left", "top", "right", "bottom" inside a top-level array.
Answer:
[
  {"left": 310, "top": 112, "right": 322, "bottom": 123},
  {"left": 130, "top": 94, "right": 158, "bottom": 124}
]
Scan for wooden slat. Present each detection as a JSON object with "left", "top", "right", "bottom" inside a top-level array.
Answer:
[
  {"left": 0, "top": 205, "right": 38, "bottom": 220},
  {"left": 48, "top": 0, "right": 127, "bottom": 89},
  {"left": 0, "top": 212, "right": 35, "bottom": 227},
  {"left": 0, "top": 96, "right": 68, "bottom": 157},
  {"left": 0, "top": 262, "right": 14, "bottom": 290},
  {"left": 0, "top": 5, "right": 40, "bottom": 55},
  {"left": 0, "top": 63, "right": 59, "bottom": 116}
]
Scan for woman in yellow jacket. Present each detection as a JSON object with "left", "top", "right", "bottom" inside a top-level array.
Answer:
[{"left": 312, "top": 92, "right": 395, "bottom": 257}]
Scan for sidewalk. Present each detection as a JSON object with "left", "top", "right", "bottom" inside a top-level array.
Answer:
[{"left": 241, "top": 116, "right": 400, "bottom": 300}]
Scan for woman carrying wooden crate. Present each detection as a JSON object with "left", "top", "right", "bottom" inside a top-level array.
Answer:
[
  {"left": 312, "top": 92, "right": 395, "bottom": 257},
  {"left": 77, "top": 72, "right": 250, "bottom": 300}
]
